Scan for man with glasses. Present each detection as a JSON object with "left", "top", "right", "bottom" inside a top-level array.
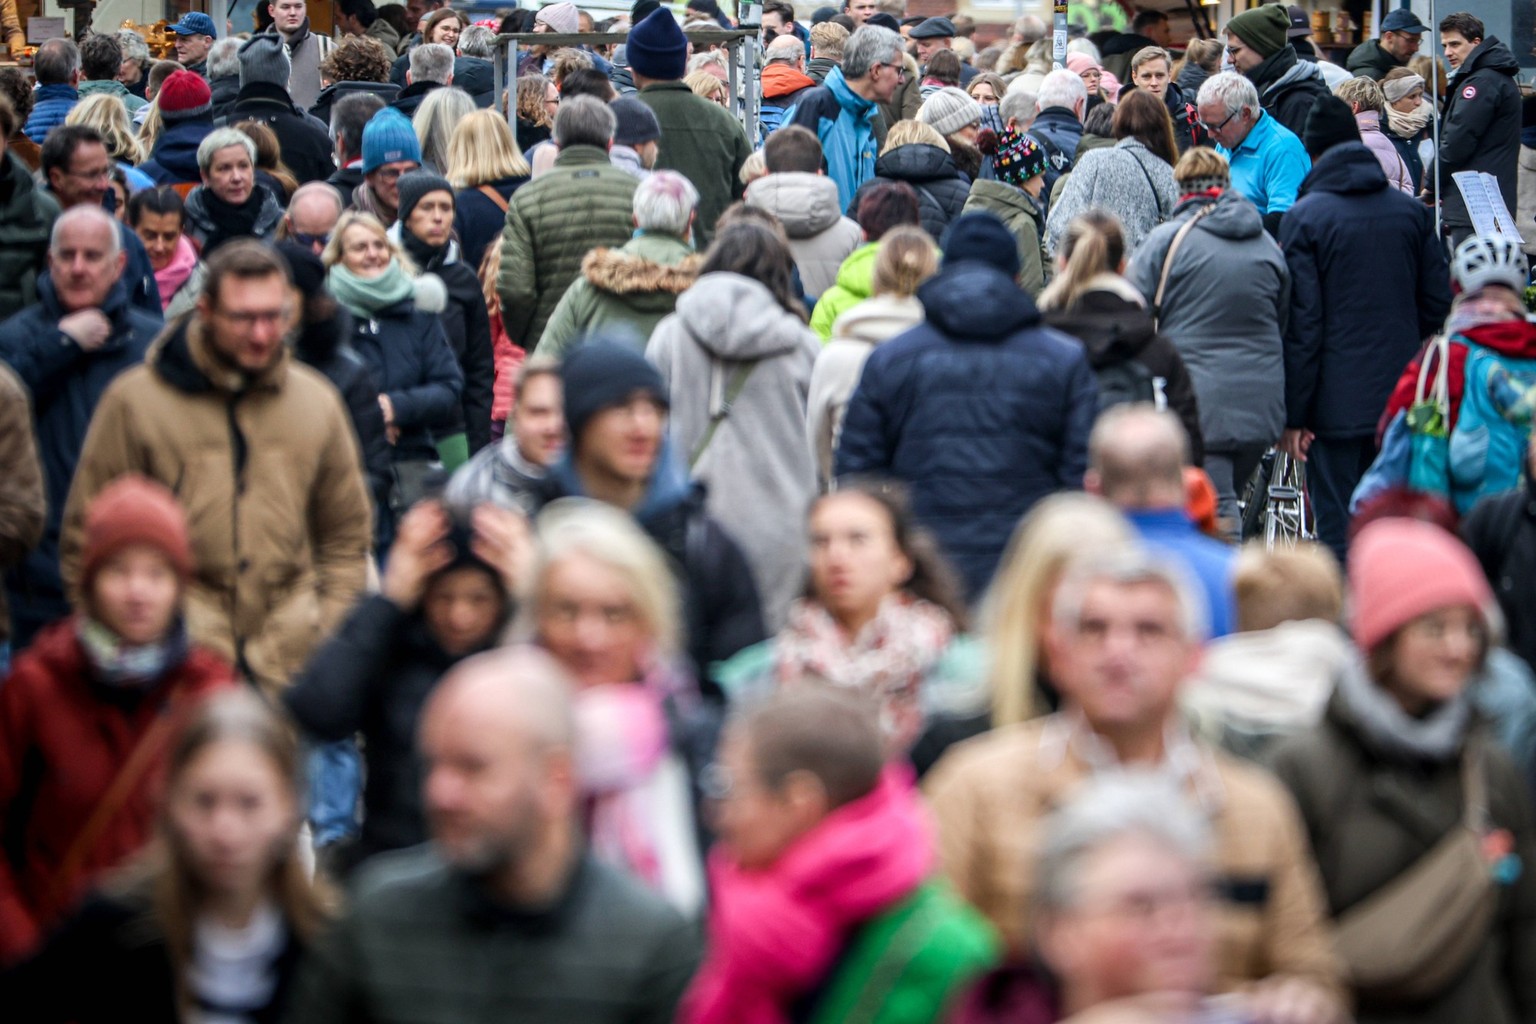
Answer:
[
  {"left": 63, "top": 240, "right": 371, "bottom": 697},
  {"left": 1346, "top": 8, "right": 1427, "bottom": 81},
  {"left": 1222, "top": 3, "right": 1328, "bottom": 141},
  {"left": 281, "top": 181, "right": 344, "bottom": 253},
  {"left": 1196, "top": 72, "right": 1308, "bottom": 236},
  {"left": 787, "top": 23, "right": 906, "bottom": 210},
  {"left": 354, "top": 106, "right": 421, "bottom": 225}
]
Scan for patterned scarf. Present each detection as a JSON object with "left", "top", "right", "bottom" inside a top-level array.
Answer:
[{"left": 77, "top": 616, "right": 189, "bottom": 689}]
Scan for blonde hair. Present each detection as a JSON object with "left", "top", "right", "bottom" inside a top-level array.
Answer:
[
  {"left": 321, "top": 210, "right": 417, "bottom": 274},
  {"left": 1173, "top": 145, "right": 1229, "bottom": 186},
  {"left": 516, "top": 73, "right": 555, "bottom": 128},
  {"left": 810, "top": 21, "right": 849, "bottom": 58},
  {"left": 1037, "top": 210, "right": 1124, "bottom": 312},
  {"left": 446, "top": 109, "right": 531, "bottom": 188},
  {"left": 872, "top": 225, "right": 937, "bottom": 297},
  {"left": 550, "top": 46, "right": 594, "bottom": 86},
  {"left": 1130, "top": 45, "right": 1171, "bottom": 76},
  {"left": 528, "top": 499, "right": 682, "bottom": 658},
  {"left": 1233, "top": 543, "right": 1343, "bottom": 633},
  {"left": 136, "top": 100, "right": 164, "bottom": 151},
  {"left": 685, "top": 69, "right": 728, "bottom": 104},
  {"left": 414, "top": 85, "right": 477, "bottom": 178},
  {"left": 1333, "top": 75, "right": 1385, "bottom": 116},
  {"left": 739, "top": 149, "right": 767, "bottom": 185},
  {"left": 984, "top": 493, "right": 1134, "bottom": 726},
  {"left": 68, "top": 92, "right": 145, "bottom": 165},
  {"left": 882, "top": 119, "right": 949, "bottom": 155}
]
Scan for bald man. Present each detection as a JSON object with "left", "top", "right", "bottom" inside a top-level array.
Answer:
[{"left": 285, "top": 646, "right": 701, "bottom": 1024}]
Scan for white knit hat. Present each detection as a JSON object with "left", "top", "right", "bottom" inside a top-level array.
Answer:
[{"left": 918, "top": 86, "right": 982, "bottom": 138}]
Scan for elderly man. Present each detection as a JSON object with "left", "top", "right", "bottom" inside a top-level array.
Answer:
[
  {"left": 1028, "top": 68, "right": 1088, "bottom": 196},
  {"left": 926, "top": 545, "right": 1348, "bottom": 1024},
  {"left": 759, "top": 34, "right": 818, "bottom": 140},
  {"left": 392, "top": 41, "right": 453, "bottom": 116},
  {"left": 1346, "top": 8, "right": 1428, "bottom": 80},
  {"left": 170, "top": 11, "right": 217, "bottom": 78},
  {"left": 909, "top": 17, "right": 977, "bottom": 84},
  {"left": 182, "top": 127, "right": 285, "bottom": 254},
  {"left": 225, "top": 34, "right": 335, "bottom": 184},
  {"left": 354, "top": 106, "right": 420, "bottom": 224},
  {"left": 267, "top": 0, "right": 335, "bottom": 110},
  {"left": 0, "top": 205, "right": 162, "bottom": 647},
  {"left": 62, "top": 240, "right": 372, "bottom": 697},
  {"left": 282, "top": 181, "right": 344, "bottom": 253},
  {"left": 1197, "top": 72, "right": 1309, "bottom": 235},
  {"left": 23, "top": 39, "right": 81, "bottom": 144},
  {"left": 1222, "top": 4, "right": 1328, "bottom": 140},
  {"left": 206, "top": 37, "right": 244, "bottom": 119},
  {"left": 788, "top": 24, "right": 905, "bottom": 211}
]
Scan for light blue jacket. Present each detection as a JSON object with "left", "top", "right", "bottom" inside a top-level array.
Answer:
[
  {"left": 1219, "top": 109, "right": 1310, "bottom": 215},
  {"left": 786, "top": 66, "right": 880, "bottom": 212}
]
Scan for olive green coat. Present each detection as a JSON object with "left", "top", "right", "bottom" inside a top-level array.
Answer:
[{"left": 538, "top": 232, "right": 700, "bottom": 357}]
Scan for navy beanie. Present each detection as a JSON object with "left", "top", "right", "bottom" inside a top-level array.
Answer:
[
  {"left": 627, "top": 9, "right": 689, "bottom": 81},
  {"left": 940, "top": 212, "right": 1022, "bottom": 279},
  {"left": 561, "top": 342, "right": 670, "bottom": 443},
  {"left": 1302, "top": 95, "right": 1360, "bottom": 161}
]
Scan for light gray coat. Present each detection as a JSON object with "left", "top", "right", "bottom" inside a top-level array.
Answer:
[
  {"left": 745, "top": 172, "right": 863, "bottom": 301},
  {"left": 1045, "top": 138, "right": 1179, "bottom": 256}
]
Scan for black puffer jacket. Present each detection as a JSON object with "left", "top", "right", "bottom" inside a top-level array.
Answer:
[
  {"left": 1245, "top": 44, "right": 1330, "bottom": 141},
  {"left": 293, "top": 300, "right": 393, "bottom": 516},
  {"left": 1463, "top": 474, "right": 1536, "bottom": 673},
  {"left": 849, "top": 143, "right": 971, "bottom": 239}
]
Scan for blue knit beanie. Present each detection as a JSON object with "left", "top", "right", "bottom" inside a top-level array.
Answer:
[
  {"left": 627, "top": 9, "right": 688, "bottom": 82},
  {"left": 362, "top": 108, "right": 421, "bottom": 173}
]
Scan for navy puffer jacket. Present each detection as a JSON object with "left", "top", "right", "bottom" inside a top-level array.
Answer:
[
  {"left": 849, "top": 143, "right": 971, "bottom": 240},
  {"left": 343, "top": 296, "right": 463, "bottom": 463}
]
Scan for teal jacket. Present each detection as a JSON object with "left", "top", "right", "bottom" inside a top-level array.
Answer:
[{"left": 787, "top": 66, "right": 880, "bottom": 213}]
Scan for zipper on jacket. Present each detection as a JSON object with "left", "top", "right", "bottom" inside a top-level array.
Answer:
[{"left": 226, "top": 394, "right": 253, "bottom": 681}]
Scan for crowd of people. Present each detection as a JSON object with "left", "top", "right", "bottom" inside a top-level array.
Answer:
[{"left": 0, "top": 1, "right": 1534, "bottom": 1023}]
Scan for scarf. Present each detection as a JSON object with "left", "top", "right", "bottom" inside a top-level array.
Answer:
[
  {"left": 1447, "top": 295, "right": 1526, "bottom": 336},
  {"left": 681, "top": 767, "right": 933, "bottom": 1024},
  {"left": 78, "top": 616, "right": 190, "bottom": 689},
  {"left": 1385, "top": 98, "right": 1434, "bottom": 141},
  {"left": 197, "top": 186, "right": 268, "bottom": 254},
  {"left": 327, "top": 258, "right": 415, "bottom": 319},
  {"left": 1335, "top": 651, "right": 1470, "bottom": 763},
  {"left": 399, "top": 226, "right": 449, "bottom": 273},
  {"left": 775, "top": 595, "right": 953, "bottom": 748},
  {"left": 155, "top": 234, "right": 199, "bottom": 312}
]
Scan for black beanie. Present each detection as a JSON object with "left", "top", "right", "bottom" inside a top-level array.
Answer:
[
  {"left": 275, "top": 241, "right": 326, "bottom": 298},
  {"left": 560, "top": 341, "right": 670, "bottom": 444},
  {"left": 940, "top": 211, "right": 1022, "bottom": 280},
  {"left": 1303, "top": 95, "right": 1360, "bottom": 161}
]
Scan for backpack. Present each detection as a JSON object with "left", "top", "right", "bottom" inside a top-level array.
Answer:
[
  {"left": 1093, "top": 358, "right": 1157, "bottom": 412},
  {"left": 1447, "top": 341, "right": 1536, "bottom": 513}
]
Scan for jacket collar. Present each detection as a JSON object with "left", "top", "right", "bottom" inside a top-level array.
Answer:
[
  {"left": 552, "top": 144, "right": 612, "bottom": 168},
  {"left": 38, "top": 273, "right": 132, "bottom": 334},
  {"left": 1035, "top": 712, "right": 1229, "bottom": 815},
  {"left": 150, "top": 314, "right": 291, "bottom": 396},
  {"left": 825, "top": 66, "right": 876, "bottom": 117},
  {"left": 35, "top": 82, "right": 77, "bottom": 101},
  {"left": 233, "top": 80, "right": 300, "bottom": 111}
]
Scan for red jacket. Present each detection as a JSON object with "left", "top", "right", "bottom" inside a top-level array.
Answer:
[
  {"left": 1380, "top": 320, "right": 1536, "bottom": 443},
  {"left": 0, "top": 618, "right": 234, "bottom": 964}
]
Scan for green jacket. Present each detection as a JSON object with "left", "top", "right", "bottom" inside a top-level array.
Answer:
[
  {"left": 962, "top": 180, "right": 1048, "bottom": 298},
  {"left": 810, "top": 881, "right": 999, "bottom": 1024},
  {"left": 496, "top": 144, "right": 638, "bottom": 352},
  {"left": 0, "top": 150, "right": 59, "bottom": 322},
  {"left": 637, "top": 81, "right": 751, "bottom": 245},
  {"left": 538, "top": 231, "right": 700, "bottom": 358},
  {"left": 78, "top": 78, "right": 147, "bottom": 112},
  {"left": 1344, "top": 38, "right": 1404, "bottom": 81},
  {"left": 810, "top": 242, "right": 879, "bottom": 341}
]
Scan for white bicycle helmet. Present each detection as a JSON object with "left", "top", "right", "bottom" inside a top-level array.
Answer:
[{"left": 1452, "top": 233, "right": 1529, "bottom": 296}]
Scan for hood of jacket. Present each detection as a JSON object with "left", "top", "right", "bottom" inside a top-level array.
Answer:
[
  {"left": 231, "top": 79, "right": 304, "bottom": 115},
  {"left": 1185, "top": 619, "right": 1349, "bottom": 732},
  {"left": 1298, "top": 141, "right": 1389, "bottom": 197},
  {"left": 148, "top": 118, "right": 214, "bottom": 178},
  {"left": 670, "top": 272, "right": 811, "bottom": 359},
  {"left": 1457, "top": 35, "right": 1519, "bottom": 79},
  {"left": 1042, "top": 277, "right": 1156, "bottom": 366},
  {"left": 1259, "top": 48, "right": 1326, "bottom": 99},
  {"left": 875, "top": 142, "right": 963, "bottom": 185},
  {"left": 918, "top": 261, "right": 1041, "bottom": 340},
  {"left": 581, "top": 233, "right": 699, "bottom": 305},
  {"left": 761, "top": 62, "right": 816, "bottom": 100},
  {"left": 829, "top": 241, "right": 879, "bottom": 302},
  {"left": 831, "top": 293, "right": 925, "bottom": 345},
  {"left": 745, "top": 172, "right": 846, "bottom": 238},
  {"left": 149, "top": 311, "right": 291, "bottom": 398},
  {"left": 1171, "top": 189, "right": 1265, "bottom": 241}
]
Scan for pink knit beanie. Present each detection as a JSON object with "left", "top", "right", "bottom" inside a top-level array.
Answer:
[{"left": 1348, "top": 518, "right": 1495, "bottom": 653}]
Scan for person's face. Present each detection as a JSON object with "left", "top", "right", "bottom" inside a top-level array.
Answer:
[
  {"left": 1145, "top": 19, "right": 1171, "bottom": 47},
  {"left": 108, "top": 178, "right": 128, "bottom": 222},
  {"left": 405, "top": 189, "right": 454, "bottom": 246},
  {"left": 1023, "top": 172, "right": 1046, "bottom": 198},
  {"left": 1382, "top": 605, "right": 1484, "bottom": 711},
  {"left": 405, "top": 0, "right": 427, "bottom": 24},
  {"left": 867, "top": 53, "right": 905, "bottom": 102},
  {"left": 543, "top": 82, "right": 561, "bottom": 118},
  {"left": 429, "top": 17, "right": 460, "bottom": 47},
  {"left": 118, "top": 56, "right": 142, "bottom": 85},
  {"left": 286, "top": 194, "right": 339, "bottom": 252},
  {"left": 1197, "top": 99, "right": 1250, "bottom": 149},
  {"left": 537, "top": 554, "right": 651, "bottom": 688},
  {"left": 760, "top": 11, "right": 785, "bottom": 39},
  {"left": 48, "top": 140, "right": 112, "bottom": 209},
  {"left": 175, "top": 32, "right": 213, "bottom": 66},
  {"left": 166, "top": 739, "right": 297, "bottom": 903},
  {"left": 269, "top": 0, "right": 306, "bottom": 33},
  {"left": 90, "top": 543, "right": 180, "bottom": 645},
  {"left": 339, "top": 223, "right": 392, "bottom": 276},
  {"left": 808, "top": 492, "right": 912, "bottom": 626},
  {"left": 134, "top": 209, "right": 183, "bottom": 272},
  {"left": 709, "top": 728, "right": 822, "bottom": 871},
  {"left": 1222, "top": 32, "right": 1262, "bottom": 74},
  {"left": 1133, "top": 57, "right": 1170, "bottom": 97},
  {"left": 49, "top": 216, "right": 126, "bottom": 312},
  {"left": 200, "top": 272, "right": 291, "bottom": 373},
  {"left": 846, "top": 0, "right": 876, "bottom": 25},
  {"left": 366, "top": 159, "right": 417, "bottom": 211},
  {"left": 1390, "top": 84, "right": 1425, "bottom": 112},
  {"left": 969, "top": 81, "right": 998, "bottom": 105},
  {"left": 1040, "top": 834, "right": 1215, "bottom": 1008},
  {"left": 1458, "top": 285, "right": 1526, "bottom": 323},
  {"left": 1440, "top": 30, "right": 1475, "bottom": 69},
  {"left": 512, "top": 372, "right": 565, "bottom": 467},
  {"left": 1077, "top": 64, "right": 1102, "bottom": 94},
  {"left": 1382, "top": 28, "right": 1423, "bottom": 61},
  {"left": 204, "top": 144, "right": 254, "bottom": 205},
  {"left": 578, "top": 391, "right": 665, "bottom": 485},
  {"left": 423, "top": 568, "right": 505, "bottom": 656},
  {"left": 1046, "top": 580, "right": 1198, "bottom": 736},
  {"left": 915, "top": 36, "right": 950, "bottom": 64}
]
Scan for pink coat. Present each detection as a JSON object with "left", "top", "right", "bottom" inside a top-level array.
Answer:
[{"left": 1356, "top": 111, "right": 1415, "bottom": 194}]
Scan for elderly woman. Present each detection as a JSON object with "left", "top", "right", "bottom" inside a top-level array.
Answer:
[
  {"left": 412, "top": 85, "right": 475, "bottom": 180},
  {"left": 181, "top": 127, "right": 284, "bottom": 254},
  {"left": 1334, "top": 76, "right": 1414, "bottom": 193}
]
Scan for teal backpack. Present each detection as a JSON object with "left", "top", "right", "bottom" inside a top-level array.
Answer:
[{"left": 1448, "top": 341, "right": 1536, "bottom": 513}]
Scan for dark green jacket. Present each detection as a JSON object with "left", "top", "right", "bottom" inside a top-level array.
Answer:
[
  {"left": 637, "top": 81, "right": 751, "bottom": 245},
  {"left": 1344, "top": 38, "right": 1404, "bottom": 81},
  {"left": 0, "top": 150, "right": 59, "bottom": 323},
  {"left": 495, "top": 144, "right": 638, "bottom": 352},
  {"left": 283, "top": 848, "right": 701, "bottom": 1024}
]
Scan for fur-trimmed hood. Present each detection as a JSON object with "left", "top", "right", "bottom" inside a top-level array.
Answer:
[{"left": 582, "top": 232, "right": 700, "bottom": 302}]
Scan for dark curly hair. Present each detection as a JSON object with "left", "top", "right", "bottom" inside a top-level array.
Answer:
[{"left": 320, "top": 35, "right": 394, "bottom": 85}]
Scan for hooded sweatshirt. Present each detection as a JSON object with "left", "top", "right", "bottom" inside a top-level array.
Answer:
[
  {"left": 647, "top": 272, "right": 820, "bottom": 630},
  {"left": 809, "top": 242, "right": 879, "bottom": 341},
  {"left": 745, "top": 172, "right": 862, "bottom": 300}
]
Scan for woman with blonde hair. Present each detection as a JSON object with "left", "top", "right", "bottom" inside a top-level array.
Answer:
[
  {"left": 807, "top": 226, "right": 937, "bottom": 488},
  {"left": 233, "top": 119, "right": 298, "bottom": 202},
  {"left": 1333, "top": 76, "right": 1414, "bottom": 193},
  {"left": 1173, "top": 37, "right": 1222, "bottom": 98},
  {"left": 66, "top": 94, "right": 149, "bottom": 186},
  {"left": 413, "top": 85, "right": 476, "bottom": 180},
  {"left": 446, "top": 109, "right": 531, "bottom": 271},
  {"left": 850, "top": 119, "right": 969, "bottom": 239},
  {"left": 685, "top": 69, "right": 730, "bottom": 109},
  {"left": 984, "top": 493, "right": 1134, "bottom": 725}
]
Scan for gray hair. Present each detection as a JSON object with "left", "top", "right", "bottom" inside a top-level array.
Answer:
[
  {"left": 843, "top": 24, "right": 903, "bottom": 80},
  {"left": 686, "top": 50, "right": 728, "bottom": 75},
  {"left": 197, "top": 126, "right": 257, "bottom": 172},
  {"left": 34, "top": 38, "right": 80, "bottom": 85},
  {"left": 1197, "top": 71, "right": 1259, "bottom": 121},
  {"left": 1000, "top": 89, "right": 1035, "bottom": 126},
  {"left": 208, "top": 37, "right": 243, "bottom": 80},
  {"left": 50, "top": 203, "right": 121, "bottom": 258},
  {"left": 1037, "top": 68, "right": 1087, "bottom": 114},
  {"left": 287, "top": 180, "right": 344, "bottom": 220},
  {"left": 1013, "top": 14, "right": 1046, "bottom": 42},
  {"left": 409, "top": 41, "right": 455, "bottom": 85},
  {"left": 114, "top": 28, "right": 150, "bottom": 64},
  {"left": 633, "top": 169, "right": 698, "bottom": 235},
  {"left": 1035, "top": 772, "right": 1212, "bottom": 917},
  {"left": 414, "top": 86, "right": 475, "bottom": 172},
  {"left": 1052, "top": 545, "right": 1211, "bottom": 643},
  {"left": 552, "top": 94, "right": 615, "bottom": 149},
  {"left": 457, "top": 24, "right": 495, "bottom": 59},
  {"left": 764, "top": 35, "right": 803, "bottom": 65}
]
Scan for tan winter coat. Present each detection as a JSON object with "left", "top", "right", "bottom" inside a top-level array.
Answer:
[
  {"left": 61, "top": 316, "right": 372, "bottom": 696},
  {"left": 924, "top": 715, "right": 1348, "bottom": 1013}
]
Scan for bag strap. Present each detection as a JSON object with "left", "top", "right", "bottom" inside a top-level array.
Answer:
[
  {"left": 1414, "top": 334, "right": 1452, "bottom": 412},
  {"left": 1152, "top": 203, "right": 1215, "bottom": 326},
  {"left": 477, "top": 185, "right": 510, "bottom": 213},
  {"left": 1460, "top": 733, "right": 1489, "bottom": 831},
  {"left": 1131, "top": 147, "right": 1165, "bottom": 220},
  {"left": 689, "top": 360, "right": 756, "bottom": 469}
]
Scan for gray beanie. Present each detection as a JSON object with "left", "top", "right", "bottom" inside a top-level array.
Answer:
[
  {"left": 918, "top": 87, "right": 983, "bottom": 138},
  {"left": 239, "top": 33, "right": 292, "bottom": 90},
  {"left": 611, "top": 96, "right": 661, "bottom": 146},
  {"left": 397, "top": 169, "right": 454, "bottom": 226}
]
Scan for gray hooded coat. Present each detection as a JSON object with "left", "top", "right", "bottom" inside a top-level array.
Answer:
[
  {"left": 647, "top": 273, "right": 820, "bottom": 630},
  {"left": 744, "top": 172, "right": 863, "bottom": 301},
  {"left": 1125, "top": 190, "right": 1290, "bottom": 451}
]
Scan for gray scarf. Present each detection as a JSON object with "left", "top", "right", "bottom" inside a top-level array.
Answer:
[{"left": 1335, "top": 652, "right": 1470, "bottom": 763}]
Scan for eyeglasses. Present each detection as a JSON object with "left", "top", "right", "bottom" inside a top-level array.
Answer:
[
  {"left": 214, "top": 307, "right": 291, "bottom": 329},
  {"left": 1198, "top": 109, "right": 1239, "bottom": 133},
  {"left": 372, "top": 165, "right": 416, "bottom": 182},
  {"left": 290, "top": 231, "right": 329, "bottom": 249},
  {"left": 66, "top": 167, "right": 113, "bottom": 182},
  {"left": 873, "top": 61, "right": 906, "bottom": 80}
]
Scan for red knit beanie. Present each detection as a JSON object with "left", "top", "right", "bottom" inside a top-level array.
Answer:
[
  {"left": 80, "top": 475, "right": 194, "bottom": 592},
  {"left": 1348, "top": 518, "right": 1495, "bottom": 653},
  {"left": 157, "top": 70, "right": 213, "bottom": 123}
]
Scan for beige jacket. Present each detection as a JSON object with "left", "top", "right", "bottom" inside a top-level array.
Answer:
[{"left": 924, "top": 715, "right": 1347, "bottom": 1012}]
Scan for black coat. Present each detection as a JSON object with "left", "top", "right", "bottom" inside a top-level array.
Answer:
[
  {"left": 1437, "top": 37, "right": 1522, "bottom": 230},
  {"left": 452, "top": 57, "right": 494, "bottom": 108},
  {"left": 1279, "top": 143, "right": 1451, "bottom": 438},
  {"left": 294, "top": 304, "right": 393, "bottom": 514},
  {"left": 401, "top": 234, "right": 495, "bottom": 454},
  {"left": 1463, "top": 477, "right": 1536, "bottom": 673},
  {"left": 343, "top": 295, "right": 464, "bottom": 463},
  {"left": 309, "top": 79, "right": 400, "bottom": 130},
  {"left": 1246, "top": 45, "right": 1330, "bottom": 142},
  {"left": 454, "top": 175, "right": 527, "bottom": 271},
  {"left": 391, "top": 79, "right": 445, "bottom": 119},
  {"left": 223, "top": 81, "right": 336, "bottom": 183},
  {"left": 849, "top": 143, "right": 970, "bottom": 240},
  {"left": 209, "top": 73, "right": 240, "bottom": 120},
  {"left": 328, "top": 163, "right": 365, "bottom": 207}
]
